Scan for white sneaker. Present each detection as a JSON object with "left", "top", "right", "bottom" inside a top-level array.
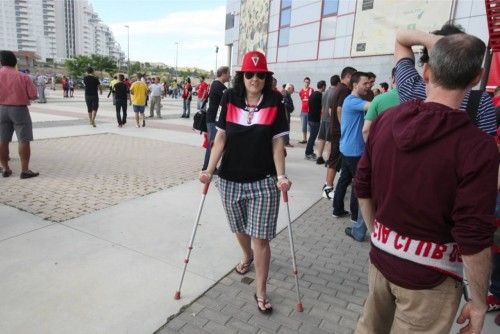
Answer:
[{"left": 322, "top": 186, "right": 334, "bottom": 200}]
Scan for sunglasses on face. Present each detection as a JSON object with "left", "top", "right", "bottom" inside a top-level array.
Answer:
[{"left": 244, "top": 72, "right": 266, "bottom": 80}]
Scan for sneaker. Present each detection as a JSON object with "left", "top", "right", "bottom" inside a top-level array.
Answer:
[
  {"left": 305, "top": 153, "right": 317, "bottom": 160},
  {"left": 316, "top": 157, "right": 325, "bottom": 165},
  {"left": 298, "top": 140, "right": 307, "bottom": 144},
  {"left": 142, "top": 120, "right": 146, "bottom": 127},
  {"left": 285, "top": 144, "right": 294, "bottom": 148},
  {"left": 487, "top": 292, "right": 500, "bottom": 312},
  {"left": 332, "top": 210, "right": 350, "bottom": 218},
  {"left": 322, "top": 186, "right": 334, "bottom": 200},
  {"left": 136, "top": 124, "right": 140, "bottom": 128}
]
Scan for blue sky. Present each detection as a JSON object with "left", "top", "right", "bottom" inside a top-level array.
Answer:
[{"left": 89, "top": 0, "right": 227, "bottom": 71}]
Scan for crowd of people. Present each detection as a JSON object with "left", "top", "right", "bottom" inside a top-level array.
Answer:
[
  {"left": 1, "top": 20, "right": 500, "bottom": 333},
  {"left": 198, "top": 23, "right": 500, "bottom": 332}
]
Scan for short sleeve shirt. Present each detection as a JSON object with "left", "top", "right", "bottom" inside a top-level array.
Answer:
[
  {"left": 84, "top": 75, "right": 100, "bottom": 96},
  {"left": 197, "top": 81, "right": 209, "bottom": 100},
  {"left": 130, "top": 81, "right": 148, "bottom": 106},
  {"left": 395, "top": 58, "right": 496, "bottom": 135},
  {"left": 308, "top": 91, "right": 322, "bottom": 123},
  {"left": 114, "top": 82, "right": 129, "bottom": 100},
  {"left": 321, "top": 86, "right": 335, "bottom": 122},
  {"left": 339, "top": 95, "right": 367, "bottom": 157},
  {"left": 365, "top": 89, "right": 400, "bottom": 121},
  {"left": 216, "top": 89, "right": 289, "bottom": 182},
  {"left": 299, "top": 87, "right": 314, "bottom": 112},
  {"left": 330, "top": 83, "right": 351, "bottom": 136}
]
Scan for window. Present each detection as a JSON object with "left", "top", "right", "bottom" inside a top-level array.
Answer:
[
  {"left": 280, "top": 8, "right": 291, "bottom": 27},
  {"left": 225, "top": 13, "right": 234, "bottom": 30},
  {"left": 278, "top": 27, "right": 289, "bottom": 46},
  {"left": 281, "top": 0, "right": 292, "bottom": 9},
  {"left": 322, "top": 0, "right": 339, "bottom": 16},
  {"left": 278, "top": 0, "right": 292, "bottom": 47},
  {"left": 320, "top": 16, "right": 337, "bottom": 40}
]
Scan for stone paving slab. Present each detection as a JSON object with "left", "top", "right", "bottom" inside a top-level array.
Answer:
[
  {"left": 0, "top": 133, "right": 203, "bottom": 222},
  {"left": 155, "top": 199, "right": 371, "bottom": 334}
]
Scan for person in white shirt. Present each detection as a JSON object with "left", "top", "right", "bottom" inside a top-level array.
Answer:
[
  {"left": 148, "top": 77, "right": 164, "bottom": 118},
  {"left": 36, "top": 75, "right": 47, "bottom": 103}
]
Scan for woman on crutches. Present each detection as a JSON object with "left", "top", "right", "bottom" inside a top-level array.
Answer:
[{"left": 199, "top": 51, "right": 290, "bottom": 314}]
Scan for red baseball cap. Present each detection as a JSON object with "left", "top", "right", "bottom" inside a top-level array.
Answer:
[{"left": 238, "top": 51, "right": 273, "bottom": 74}]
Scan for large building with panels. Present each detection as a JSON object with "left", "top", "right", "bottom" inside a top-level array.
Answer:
[{"left": 225, "top": 0, "right": 490, "bottom": 91}]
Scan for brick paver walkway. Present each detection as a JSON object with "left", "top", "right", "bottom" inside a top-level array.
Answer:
[
  {"left": 1, "top": 133, "right": 203, "bottom": 222},
  {"left": 156, "top": 199, "right": 370, "bottom": 334}
]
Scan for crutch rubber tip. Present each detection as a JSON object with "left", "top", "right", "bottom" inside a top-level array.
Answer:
[
  {"left": 174, "top": 291, "right": 181, "bottom": 300},
  {"left": 296, "top": 303, "right": 304, "bottom": 312}
]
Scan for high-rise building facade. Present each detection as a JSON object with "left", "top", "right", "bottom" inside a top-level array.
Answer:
[{"left": 0, "top": 0, "right": 124, "bottom": 63}]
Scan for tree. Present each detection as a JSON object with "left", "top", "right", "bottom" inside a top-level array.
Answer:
[
  {"left": 90, "top": 54, "right": 117, "bottom": 78},
  {"left": 64, "top": 55, "right": 92, "bottom": 78},
  {"left": 129, "top": 61, "right": 142, "bottom": 76}
]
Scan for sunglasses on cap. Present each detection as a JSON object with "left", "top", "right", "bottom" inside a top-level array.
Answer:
[{"left": 244, "top": 72, "right": 266, "bottom": 80}]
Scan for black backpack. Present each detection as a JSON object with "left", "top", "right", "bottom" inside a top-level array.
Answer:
[{"left": 193, "top": 111, "right": 207, "bottom": 133}]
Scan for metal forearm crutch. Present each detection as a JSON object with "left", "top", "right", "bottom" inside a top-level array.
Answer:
[
  {"left": 282, "top": 190, "right": 304, "bottom": 312},
  {"left": 174, "top": 182, "right": 210, "bottom": 300}
]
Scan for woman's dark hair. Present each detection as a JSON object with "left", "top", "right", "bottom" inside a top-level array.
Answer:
[
  {"left": 419, "top": 22, "right": 465, "bottom": 65},
  {"left": 0, "top": 50, "right": 17, "bottom": 67},
  {"left": 232, "top": 72, "right": 273, "bottom": 103}
]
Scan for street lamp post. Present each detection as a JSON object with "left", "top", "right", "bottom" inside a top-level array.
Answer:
[
  {"left": 175, "top": 42, "right": 179, "bottom": 82},
  {"left": 124, "top": 25, "right": 130, "bottom": 78},
  {"left": 215, "top": 45, "right": 219, "bottom": 73}
]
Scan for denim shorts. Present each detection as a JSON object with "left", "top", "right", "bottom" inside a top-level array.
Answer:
[
  {"left": 133, "top": 105, "right": 145, "bottom": 113},
  {"left": 216, "top": 176, "right": 280, "bottom": 240}
]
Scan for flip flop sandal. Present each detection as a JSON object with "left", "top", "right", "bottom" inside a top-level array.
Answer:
[
  {"left": 235, "top": 257, "right": 254, "bottom": 275},
  {"left": 20, "top": 170, "right": 39, "bottom": 179},
  {"left": 254, "top": 294, "right": 273, "bottom": 314}
]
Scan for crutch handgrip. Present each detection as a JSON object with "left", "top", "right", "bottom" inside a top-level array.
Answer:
[
  {"left": 203, "top": 182, "right": 210, "bottom": 194},
  {"left": 282, "top": 190, "right": 289, "bottom": 203}
]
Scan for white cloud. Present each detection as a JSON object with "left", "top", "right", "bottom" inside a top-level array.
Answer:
[{"left": 109, "top": 6, "right": 227, "bottom": 70}]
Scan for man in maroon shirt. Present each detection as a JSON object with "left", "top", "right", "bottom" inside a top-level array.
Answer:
[
  {"left": 354, "top": 32, "right": 497, "bottom": 333},
  {"left": 0, "top": 51, "right": 39, "bottom": 179}
]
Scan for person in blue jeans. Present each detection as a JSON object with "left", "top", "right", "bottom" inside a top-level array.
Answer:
[
  {"left": 305, "top": 80, "right": 326, "bottom": 160},
  {"left": 487, "top": 192, "right": 500, "bottom": 322},
  {"left": 202, "top": 66, "right": 229, "bottom": 170},
  {"left": 331, "top": 72, "right": 371, "bottom": 241}
]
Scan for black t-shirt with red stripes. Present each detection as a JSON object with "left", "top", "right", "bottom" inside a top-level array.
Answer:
[{"left": 216, "top": 89, "right": 289, "bottom": 182}]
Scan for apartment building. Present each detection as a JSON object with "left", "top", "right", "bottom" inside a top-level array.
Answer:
[{"left": 0, "top": 0, "right": 124, "bottom": 63}]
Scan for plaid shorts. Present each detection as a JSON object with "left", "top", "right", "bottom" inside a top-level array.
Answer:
[{"left": 216, "top": 176, "right": 280, "bottom": 240}]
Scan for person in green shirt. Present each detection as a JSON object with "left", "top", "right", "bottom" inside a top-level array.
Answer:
[{"left": 362, "top": 68, "right": 400, "bottom": 142}]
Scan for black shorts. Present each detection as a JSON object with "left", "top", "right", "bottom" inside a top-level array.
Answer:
[
  {"left": 326, "top": 133, "right": 341, "bottom": 171},
  {"left": 85, "top": 95, "right": 99, "bottom": 113}
]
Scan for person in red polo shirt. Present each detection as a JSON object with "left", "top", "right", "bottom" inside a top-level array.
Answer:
[
  {"left": 0, "top": 51, "right": 39, "bottom": 179},
  {"left": 197, "top": 76, "right": 209, "bottom": 111},
  {"left": 298, "top": 77, "right": 313, "bottom": 144}
]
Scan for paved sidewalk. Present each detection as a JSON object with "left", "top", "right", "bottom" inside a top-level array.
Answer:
[
  {"left": 157, "top": 199, "right": 370, "bottom": 334},
  {"left": 156, "top": 199, "right": 500, "bottom": 334}
]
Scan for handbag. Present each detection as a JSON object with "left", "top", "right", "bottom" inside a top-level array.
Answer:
[{"left": 193, "top": 111, "right": 207, "bottom": 133}]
